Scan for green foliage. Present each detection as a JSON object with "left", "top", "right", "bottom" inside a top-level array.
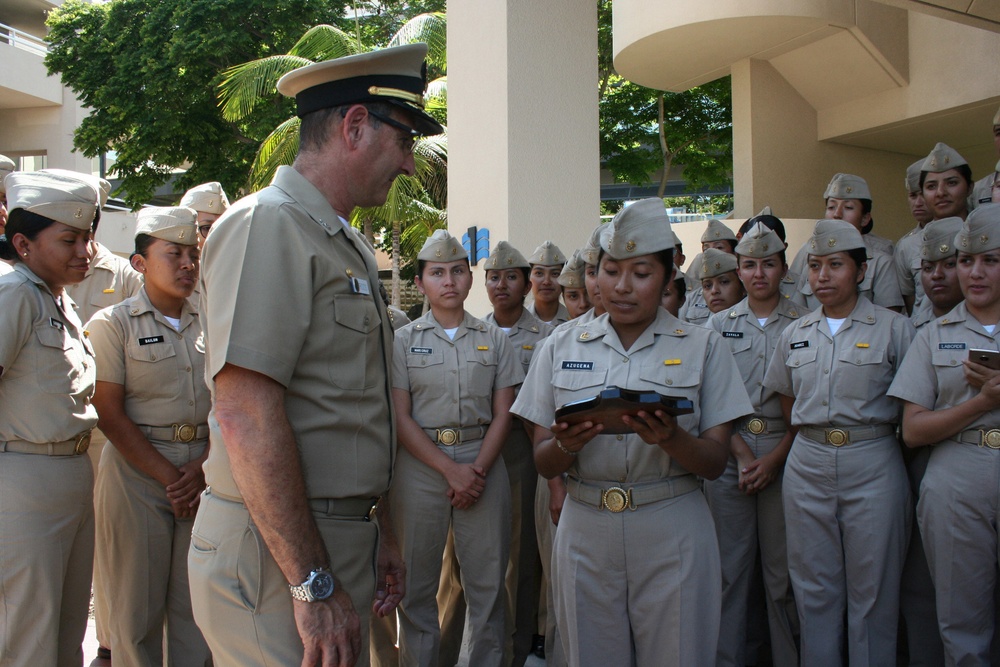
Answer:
[{"left": 45, "top": 0, "right": 353, "bottom": 207}]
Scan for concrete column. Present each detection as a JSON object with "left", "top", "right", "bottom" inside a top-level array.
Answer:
[{"left": 449, "top": 0, "right": 600, "bottom": 315}]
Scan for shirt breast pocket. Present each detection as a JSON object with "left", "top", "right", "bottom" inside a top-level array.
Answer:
[
  {"left": 33, "top": 325, "right": 89, "bottom": 394},
  {"left": 467, "top": 348, "right": 499, "bottom": 397},
  {"left": 931, "top": 349, "right": 968, "bottom": 402},
  {"left": 726, "top": 336, "right": 754, "bottom": 380},
  {"left": 786, "top": 347, "right": 819, "bottom": 400},
  {"left": 638, "top": 363, "right": 702, "bottom": 400},
  {"left": 406, "top": 350, "right": 445, "bottom": 394},
  {"left": 126, "top": 342, "right": 180, "bottom": 399},
  {"left": 835, "top": 346, "right": 886, "bottom": 400},
  {"left": 551, "top": 366, "right": 608, "bottom": 409},
  {"left": 330, "top": 295, "right": 381, "bottom": 390}
]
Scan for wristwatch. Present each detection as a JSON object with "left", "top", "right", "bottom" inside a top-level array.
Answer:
[{"left": 289, "top": 567, "right": 335, "bottom": 602}]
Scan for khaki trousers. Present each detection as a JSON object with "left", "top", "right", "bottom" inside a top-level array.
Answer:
[
  {"left": 188, "top": 490, "right": 379, "bottom": 666},
  {"left": 391, "top": 443, "right": 510, "bottom": 667},
  {"left": 0, "top": 452, "right": 94, "bottom": 667},
  {"left": 704, "top": 432, "right": 799, "bottom": 667},
  {"left": 95, "top": 439, "right": 210, "bottom": 667},
  {"left": 554, "top": 486, "right": 721, "bottom": 667},
  {"left": 533, "top": 476, "right": 566, "bottom": 667},
  {"left": 87, "top": 429, "right": 112, "bottom": 650}
]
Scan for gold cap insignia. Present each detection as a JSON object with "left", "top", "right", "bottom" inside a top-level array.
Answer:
[
  {"left": 435, "top": 249, "right": 442, "bottom": 258},
  {"left": 940, "top": 244, "right": 949, "bottom": 253},
  {"left": 626, "top": 240, "right": 636, "bottom": 252},
  {"left": 178, "top": 230, "right": 186, "bottom": 240},
  {"left": 451, "top": 247, "right": 457, "bottom": 256},
  {"left": 981, "top": 235, "right": 990, "bottom": 245},
  {"left": 828, "top": 238, "right": 837, "bottom": 248},
  {"left": 845, "top": 186, "right": 853, "bottom": 194},
  {"left": 506, "top": 257, "right": 513, "bottom": 265},
  {"left": 75, "top": 208, "right": 83, "bottom": 218}
]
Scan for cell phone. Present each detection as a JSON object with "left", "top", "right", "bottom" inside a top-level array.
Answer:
[{"left": 969, "top": 349, "right": 1000, "bottom": 371}]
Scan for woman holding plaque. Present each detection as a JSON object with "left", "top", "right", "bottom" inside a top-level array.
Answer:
[{"left": 512, "top": 198, "right": 752, "bottom": 666}]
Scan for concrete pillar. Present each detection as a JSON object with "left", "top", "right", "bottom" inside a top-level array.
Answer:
[{"left": 449, "top": 0, "right": 600, "bottom": 315}]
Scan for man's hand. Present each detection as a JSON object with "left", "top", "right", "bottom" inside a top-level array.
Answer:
[
  {"left": 294, "top": 588, "right": 361, "bottom": 667},
  {"left": 372, "top": 535, "right": 406, "bottom": 618}
]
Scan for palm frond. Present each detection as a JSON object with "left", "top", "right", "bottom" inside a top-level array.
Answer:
[
  {"left": 248, "top": 116, "right": 300, "bottom": 190},
  {"left": 387, "top": 13, "right": 446, "bottom": 71},
  {"left": 288, "top": 24, "right": 364, "bottom": 62},
  {"left": 218, "top": 55, "right": 313, "bottom": 122}
]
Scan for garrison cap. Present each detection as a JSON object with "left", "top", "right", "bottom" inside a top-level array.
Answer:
[
  {"left": 39, "top": 169, "right": 111, "bottom": 208},
  {"left": 582, "top": 223, "right": 610, "bottom": 266},
  {"left": 417, "top": 228, "right": 467, "bottom": 261},
  {"left": 136, "top": 206, "right": 198, "bottom": 245},
  {"left": 482, "top": 240, "right": 528, "bottom": 271},
  {"left": 527, "top": 240, "right": 566, "bottom": 267},
  {"left": 601, "top": 198, "right": 675, "bottom": 259},
  {"left": 277, "top": 43, "right": 443, "bottom": 137},
  {"left": 906, "top": 159, "right": 924, "bottom": 194},
  {"left": 701, "top": 218, "right": 736, "bottom": 243},
  {"left": 921, "top": 142, "right": 967, "bottom": 174},
  {"left": 0, "top": 155, "right": 14, "bottom": 195},
  {"left": 4, "top": 171, "right": 99, "bottom": 231},
  {"left": 740, "top": 206, "right": 787, "bottom": 242},
  {"left": 824, "top": 173, "right": 871, "bottom": 201},
  {"left": 807, "top": 219, "right": 866, "bottom": 256},
  {"left": 735, "top": 220, "right": 786, "bottom": 258},
  {"left": 557, "top": 250, "right": 586, "bottom": 288},
  {"left": 919, "top": 217, "right": 964, "bottom": 262},
  {"left": 956, "top": 203, "right": 1000, "bottom": 255},
  {"left": 180, "top": 182, "right": 230, "bottom": 214},
  {"left": 700, "top": 247, "right": 738, "bottom": 279}
]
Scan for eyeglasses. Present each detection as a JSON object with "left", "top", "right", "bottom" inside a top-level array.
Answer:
[
  {"left": 368, "top": 110, "right": 419, "bottom": 154},
  {"left": 198, "top": 224, "right": 213, "bottom": 238}
]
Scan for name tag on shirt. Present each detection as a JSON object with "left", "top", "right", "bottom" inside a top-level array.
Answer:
[
  {"left": 790, "top": 341, "right": 809, "bottom": 350},
  {"left": 723, "top": 331, "right": 744, "bottom": 339},
  {"left": 49, "top": 318, "right": 65, "bottom": 331},
  {"left": 139, "top": 336, "right": 165, "bottom": 346},
  {"left": 939, "top": 342, "right": 967, "bottom": 350},
  {"left": 562, "top": 361, "right": 594, "bottom": 371},
  {"left": 350, "top": 277, "right": 371, "bottom": 295},
  {"left": 410, "top": 346, "right": 433, "bottom": 354}
]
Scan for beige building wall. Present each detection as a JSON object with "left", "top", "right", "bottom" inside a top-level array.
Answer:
[{"left": 449, "top": 0, "right": 600, "bottom": 316}]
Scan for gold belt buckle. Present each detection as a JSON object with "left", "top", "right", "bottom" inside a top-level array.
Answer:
[
  {"left": 747, "top": 418, "right": 766, "bottom": 435},
  {"left": 174, "top": 423, "right": 197, "bottom": 443},
  {"left": 601, "top": 486, "right": 631, "bottom": 513},
  {"left": 827, "top": 428, "right": 849, "bottom": 447},
  {"left": 981, "top": 429, "right": 1000, "bottom": 449},
  {"left": 73, "top": 431, "right": 91, "bottom": 455},
  {"left": 437, "top": 428, "right": 458, "bottom": 446}
]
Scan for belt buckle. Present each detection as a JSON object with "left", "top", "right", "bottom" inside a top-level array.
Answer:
[
  {"left": 827, "top": 428, "right": 849, "bottom": 447},
  {"left": 601, "top": 486, "right": 631, "bottom": 513},
  {"left": 365, "top": 497, "right": 381, "bottom": 522},
  {"left": 73, "top": 431, "right": 91, "bottom": 455},
  {"left": 437, "top": 428, "right": 458, "bottom": 446},
  {"left": 981, "top": 429, "right": 1000, "bottom": 449},
  {"left": 747, "top": 418, "right": 766, "bottom": 435},
  {"left": 174, "top": 423, "right": 197, "bottom": 443}
]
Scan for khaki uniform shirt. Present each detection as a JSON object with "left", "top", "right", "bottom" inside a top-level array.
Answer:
[
  {"left": 199, "top": 166, "right": 395, "bottom": 501},
  {"left": 910, "top": 302, "right": 939, "bottom": 330},
  {"left": 483, "top": 308, "right": 553, "bottom": 377},
  {"left": 86, "top": 288, "right": 209, "bottom": 429},
  {"left": 678, "top": 285, "right": 711, "bottom": 325},
  {"left": 888, "top": 302, "right": 1000, "bottom": 431},
  {"left": 392, "top": 311, "right": 523, "bottom": 429},
  {"left": 971, "top": 173, "right": 995, "bottom": 210},
  {"left": 526, "top": 301, "right": 570, "bottom": 326},
  {"left": 0, "top": 261, "right": 12, "bottom": 276},
  {"left": 790, "top": 251, "right": 903, "bottom": 311},
  {"left": 0, "top": 264, "right": 97, "bottom": 443},
  {"left": 708, "top": 297, "right": 802, "bottom": 420},
  {"left": 66, "top": 242, "right": 143, "bottom": 326},
  {"left": 511, "top": 308, "right": 752, "bottom": 483},
  {"left": 893, "top": 226, "right": 924, "bottom": 304},
  {"left": 764, "top": 298, "right": 914, "bottom": 427}
]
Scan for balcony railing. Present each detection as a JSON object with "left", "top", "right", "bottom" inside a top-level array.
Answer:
[{"left": 0, "top": 22, "right": 47, "bottom": 57}]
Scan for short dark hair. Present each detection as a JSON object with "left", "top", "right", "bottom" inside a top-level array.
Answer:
[
  {"left": 132, "top": 233, "right": 156, "bottom": 259},
  {"left": 299, "top": 101, "right": 399, "bottom": 152},
  {"left": 847, "top": 247, "right": 868, "bottom": 268},
  {"left": 0, "top": 209, "right": 58, "bottom": 261}
]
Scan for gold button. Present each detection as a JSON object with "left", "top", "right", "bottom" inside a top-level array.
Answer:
[
  {"left": 186, "top": 366, "right": 191, "bottom": 372},
  {"left": 822, "top": 400, "right": 828, "bottom": 406},
  {"left": 622, "top": 357, "right": 629, "bottom": 363},
  {"left": 666, "top": 379, "right": 673, "bottom": 385},
  {"left": 616, "top": 434, "right": 624, "bottom": 441}
]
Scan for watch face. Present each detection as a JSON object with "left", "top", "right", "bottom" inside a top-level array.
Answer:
[{"left": 310, "top": 571, "right": 335, "bottom": 600}]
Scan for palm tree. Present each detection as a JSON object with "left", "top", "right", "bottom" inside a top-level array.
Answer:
[{"left": 217, "top": 13, "right": 448, "bottom": 307}]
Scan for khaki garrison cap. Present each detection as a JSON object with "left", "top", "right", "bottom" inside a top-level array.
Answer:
[
  {"left": 180, "top": 182, "right": 229, "bottom": 214},
  {"left": 700, "top": 247, "right": 738, "bottom": 279},
  {"left": 736, "top": 221, "right": 786, "bottom": 258},
  {"left": 482, "top": 240, "right": 529, "bottom": 271},
  {"left": 277, "top": 43, "right": 443, "bottom": 136},
  {"left": 40, "top": 169, "right": 111, "bottom": 208},
  {"left": 527, "top": 240, "right": 566, "bottom": 267},
  {"left": 921, "top": 142, "right": 967, "bottom": 174},
  {"left": 701, "top": 218, "right": 736, "bottom": 243},
  {"left": 0, "top": 155, "right": 14, "bottom": 194},
  {"left": 956, "top": 203, "right": 1000, "bottom": 254},
  {"left": 417, "top": 228, "right": 466, "bottom": 261},
  {"left": 807, "top": 219, "right": 866, "bottom": 256},
  {"left": 582, "top": 223, "right": 610, "bottom": 266},
  {"left": 4, "top": 171, "right": 99, "bottom": 231},
  {"left": 136, "top": 206, "right": 198, "bottom": 245},
  {"left": 920, "top": 217, "right": 964, "bottom": 262},
  {"left": 824, "top": 173, "right": 871, "bottom": 201},
  {"left": 557, "top": 250, "right": 586, "bottom": 288},
  {"left": 906, "top": 159, "right": 924, "bottom": 194},
  {"left": 601, "top": 198, "right": 674, "bottom": 259}
]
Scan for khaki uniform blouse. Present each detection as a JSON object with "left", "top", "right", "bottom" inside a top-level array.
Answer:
[{"left": 66, "top": 242, "right": 143, "bottom": 326}]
